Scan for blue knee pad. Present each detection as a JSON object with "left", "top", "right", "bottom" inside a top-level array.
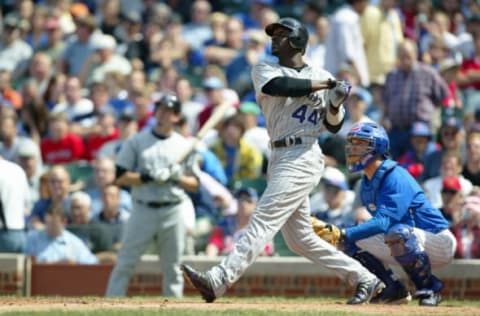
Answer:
[{"left": 385, "top": 224, "right": 442, "bottom": 292}]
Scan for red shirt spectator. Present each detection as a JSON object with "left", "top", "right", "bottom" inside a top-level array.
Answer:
[
  {"left": 41, "top": 112, "right": 84, "bottom": 164},
  {"left": 84, "top": 129, "right": 119, "bottom": 161},
  {"left": 83, "top": 109, "right": 119, "bottom": 161},
  {"left": 459, "top": 57, "right": 480, "bottom": 90},
  {"left": 41, "top": 133, "right": 84, "bottom": 164}
]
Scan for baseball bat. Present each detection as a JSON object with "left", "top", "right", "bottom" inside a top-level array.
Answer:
[{"left": 176, "top": 101, "right": 232, "bottom": 163}]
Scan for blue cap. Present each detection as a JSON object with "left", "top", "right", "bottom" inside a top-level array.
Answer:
[
  {"left": 203, "top": 77, "right": 224, "bottom": 89},
  {"left": 410, "top": 121, "right": 432, "bottom": 137},
  {"left": 235, "top": 187, "right": 258, "bottom": 202},
  {"left": 322, "top": 167, "right": 349, "bottom": 190},
  {"left": 442, "top": 116, "right": 462, "bottom": 130},
  {"left": 350, "top": 87, "right": 372, "bottom": 105}
]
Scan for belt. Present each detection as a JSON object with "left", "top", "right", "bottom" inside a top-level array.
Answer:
[
  {"left": 136, "top": 200, "right": 179, "bottom": 208},
  {"left": 271, "top": 136, "right": 302, "bottom": 148}
]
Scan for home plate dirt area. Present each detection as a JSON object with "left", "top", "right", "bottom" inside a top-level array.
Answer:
[{"left": 0, "top": 297, "right": 479, "bottom": 315}]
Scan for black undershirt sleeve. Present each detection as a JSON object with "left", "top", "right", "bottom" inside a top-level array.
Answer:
[
  {"left": 261, "top": 77, "right": 312, "bottom": 97},
  {"left": 115, "top": 165, "right": 127, "bottom": 179}
]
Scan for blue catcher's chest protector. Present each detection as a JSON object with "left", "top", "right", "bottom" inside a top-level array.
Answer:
[{"left": 360, "top": 160, "right": 397, "bottom": 215}]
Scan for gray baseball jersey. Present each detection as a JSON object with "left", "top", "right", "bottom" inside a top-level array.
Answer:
[
  {"left": 115, "top": 130, "right": 192, "bottom": 203},
  {"left": 251, "top": 61, "right": 332, "bottom": 141},
  {"left": 204, "top": 61, "right": 379, "bottom": 297}
]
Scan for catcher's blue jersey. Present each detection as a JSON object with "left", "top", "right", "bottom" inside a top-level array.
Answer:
[{"left": 346, "top": 160, "right": 449, "bottom": 242}]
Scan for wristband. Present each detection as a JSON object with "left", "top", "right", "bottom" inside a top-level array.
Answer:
[{"left": 140, "top": 173, "right": 154, "bottom": 183}]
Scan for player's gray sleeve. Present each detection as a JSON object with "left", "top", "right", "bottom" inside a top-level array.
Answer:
[
  {"left": 115, "top": 137, "right": 137, "bottom": 171},
  {"left": 251, "top": 62, "right": 283, "bottom": 94}
]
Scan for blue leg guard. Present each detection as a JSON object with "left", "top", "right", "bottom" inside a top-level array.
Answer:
[{"left": 385, "top": 224, "right": 443, "bottom": 293}]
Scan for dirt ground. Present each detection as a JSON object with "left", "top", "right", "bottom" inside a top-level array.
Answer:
[{"left": 0, "top": 298, "right": 479, "bottom": 316}]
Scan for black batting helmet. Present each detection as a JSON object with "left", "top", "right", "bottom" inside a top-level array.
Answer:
[
  {"left": 265, "top": 17, "right": 309, "bottom": 52},
  {"left": 155, "top": 93, "right": 181, "bottom": 114}
]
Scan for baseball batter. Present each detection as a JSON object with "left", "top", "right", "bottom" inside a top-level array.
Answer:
[
  {"left": 312, "top": 122, "right": 456, "bottom": 306},
  {"left": 106, "top": 94, "right": 199, "bottom": 298},
  {"left": 181, "top": 17, "right": 384, "bottom": 304}
]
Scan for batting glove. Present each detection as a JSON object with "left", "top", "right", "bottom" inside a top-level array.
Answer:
[
  {"left": 169, "top": 163, "right": 184, "bottom": 182},
  {"left": 307, "top": 91, "right": 324, "bottom": 109},
  {"left": 326, "top": 80, "right": 352, "bottom": 109},
  {"left": 150, "top": 167, "right": 172, "bottom": 183}
]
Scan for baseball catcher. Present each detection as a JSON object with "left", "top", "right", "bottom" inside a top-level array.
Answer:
[{"left": 312, "top": 122, "right": 456, "bottom": 306}]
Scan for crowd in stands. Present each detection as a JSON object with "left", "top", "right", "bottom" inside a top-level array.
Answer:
[{"left": 0, "top": 0, "right": 480, "bottom": 265}]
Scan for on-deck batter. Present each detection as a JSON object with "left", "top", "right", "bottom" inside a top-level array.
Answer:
[
  {"left": 106, "top": 94, "right": 200, "bottom": 298},
  {"left": 181, "top": 17, "right": 384, "bottom": 305}
]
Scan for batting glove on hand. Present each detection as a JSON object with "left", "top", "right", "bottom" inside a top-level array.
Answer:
[
  {"left": 326, "top": 80, "right": 352, "bottom": 109},
  {"left": 169, "top": 163, "right": 184, "bottom": 182},
  {"left": 150, "top": 167, "right": 172, "bottom": 183},
  {"left": 307, "top": 91, "right": 324, "bottom": 109}
]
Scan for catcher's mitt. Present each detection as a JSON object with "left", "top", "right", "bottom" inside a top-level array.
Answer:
[{"left": 310, "top": 217, "right": 344, "bottom": 246}]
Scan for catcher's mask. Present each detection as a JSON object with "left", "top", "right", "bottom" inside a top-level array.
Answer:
[
  {"left": 345, "top": 122, "right": 389, "bottom": 172},
  {"left": 265, "top": 17, "right": 308, "bottom": 53}
]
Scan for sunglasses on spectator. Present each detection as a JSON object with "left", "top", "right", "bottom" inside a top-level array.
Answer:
[{"left": 441, "top": 189, "right": 459, "bottom": 195}]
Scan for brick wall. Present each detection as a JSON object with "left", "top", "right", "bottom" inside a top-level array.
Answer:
[
  {"left": 2, "top": 254, "right": 480, "bottom": 298},
  {"left": 0, "top": 254, "right": 25, "bottom": 295}
]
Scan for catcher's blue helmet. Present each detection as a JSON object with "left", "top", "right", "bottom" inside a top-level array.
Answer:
[{"left": 345, "top": 122, "right": 389, "bottom": 172}]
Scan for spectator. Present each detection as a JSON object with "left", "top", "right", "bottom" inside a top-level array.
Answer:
[
  {"left": 450, "top": 194, "right": 480, "bottom": 259},
  {"left": 438, "top": 55, "right": 463, "bottom": 109},
  {"left": 29, "top": 165, "right": 72, "bottom": 229},
  {"left": 463, "top": 130, "right": 480, "bottom": 188},
  {"left": 205, "top": 187, "right": 273, "bottom": 257},
  {"left": 382, "top": 39, "right": 449, "bottom": 159},
  {"left": 58, "top": 14, "right": 98, "bottom": 76},
  {"left": 175, "top": 77, "right": 204, "bottom": 134},
  {"left": 93, "top": 184, "right": 130, "bottom": 252},
  {"left": 20, "top": 52, "right": 52, "bottom": 98},
  {"left": 19, "top": 97, "right": 49, "bottom": 144},
  {"left": 0, "top": 14, "right": 33, "bottom": 80},
  {"left": 324, "top": 0, "right": 369, "bottom": 87},
  {"left": 97, "top": 0, "right": 122, "bottom": 39},
  {"left": 128, "top": 88, "right": 153, "bottom": 130},
  {"left": 422, "top": 116, "right": 466, "bottom": 181},
  {"left": 423, "top": 151, "right": 473, "bottom": 209},
  {"left": 305, "top": 16, "right": 329, "bottom": 71},
  {"left": 97, "top": 108, "right": 139, "bottom": 159},
  {"left": 66, "top": 191, "right": 113, "bottom": 258},
  {"left": 311, "top": 167, "right": 356, "bottom": 228},
  {"left": 25, "top": 5, "right": 48, "bottom": 51},
  {"left": 0, "top": 69, "right": 23, "bottom": 110},
  {"left": 50, "top": 76, "right": 94, "bottom": 127},
  {"left": 182, "top": 0, "right": 213, "bottom": 50},
  {"left": 80, "top": 34, "right": 132, "bottom": 86},
  {"left": 38, "top": 16, "right": 65, "bottom": 62},
  {"left": 116, "top": 12, "right": 148, "bottom": 62},
  {"left": 40, "top": 112, "right": 85, "bottom": 165},
  {"left": 204, "top": 16, "right": 245, "bottom": 66},
  {"left": 339, "top": 87, "right": 374, "bottom": 138},
  {"left": 16, "top": 140, "right": 44, "bottom": 209},
  {"left": 25, "top": 205, "right": 98, "bottom": 264},
  {"left": 86, "top": 157, "right": 132, "bottom": 218},
  {"left": 0, "top": 112, "right": 40, "bottom": 164},
  {"left": 238, "top": 101, "right": 270, "bottom": 160},
  {"left": 83, "top": 108, "right": 120, "bottom": 161},
  {"left": 360, "top": 0, "right": 403, "bottom": 85},
  {"left": 197, "top": 76, "right": 237, "bottom": 129},
  {"left": 398, "top": 121, "right": 440, "bottom": 181},
  {"left": 0, "top": 155, "right": 29, "bottom": 253},
  {"left": 209, "top": 114, "right": 263, "bottom": 186},
  {"left": 226, "top": 29, "right": 271, "bottom": 98}
]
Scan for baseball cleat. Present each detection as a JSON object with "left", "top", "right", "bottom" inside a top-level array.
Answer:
[
  {"left": 414, "top": 289, "right": 442, "bottom": 306},
  {"left": 181, "top": 264, "right": 216, "bottom": 303},
  {"left": 347, "top": 278, "right": 385, "bottom": 305},
  {"left": 370, "top": 281, "right": 412, "bottom": 305}
]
